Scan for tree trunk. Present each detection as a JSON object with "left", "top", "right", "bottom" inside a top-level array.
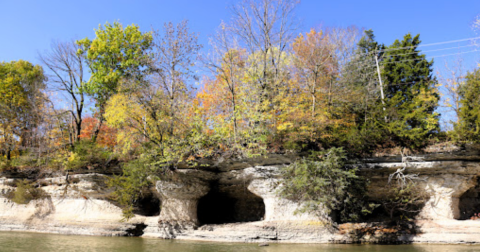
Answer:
[
  {"left": 92, "top": 104, "right": 105, "bottom": 143},
  {"left": 75, "top": 119, "right": 82, "bottom": 143},
  {"left": 92, "top": 118, "right": 103, "bottom": 143},
  {"left": 312, "top": 94, "right": 316, "bottom": 118}
]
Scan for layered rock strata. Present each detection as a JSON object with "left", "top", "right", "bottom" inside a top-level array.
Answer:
[{"left": 2, "top": 148, "right": 480, "bottom": 243}]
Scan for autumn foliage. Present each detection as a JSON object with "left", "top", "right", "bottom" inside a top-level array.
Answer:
[
  {"left": 3, "top": 0, "right": 473, "bottom": 222},
  {"left": 0, "top": 0, "right": 446, "bottom": 173},
  {"left": 79, "top": 117, "right": 117, "bottom": 148}
]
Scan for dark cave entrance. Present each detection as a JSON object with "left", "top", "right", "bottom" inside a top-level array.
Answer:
[
  {"left": 133, "top": 188, "right": 161, "bottom": 216},
  {"left": 197, "top": 182, "right": 265, "bottom": 225},
  {"left": 459, "top": 177, "right": 480, "bottom": 220}
]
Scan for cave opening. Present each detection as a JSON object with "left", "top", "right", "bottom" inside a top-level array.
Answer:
[
  {"left": 133, "top": 188, "right": 161, "bottom": 216},
  {"left": 197, "top": 182, "right": 265, "bottom": 225},
  {"left": 459, "top": 177, "right": 480, "bottom": 220}
]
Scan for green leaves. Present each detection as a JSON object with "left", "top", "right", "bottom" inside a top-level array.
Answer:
[
  {"left": 382, "top": 33, "right": 440, "bottom": 148},
  {"left": 0, "top": 60, "right": 46, "bottom": 160},
  {"left": 453, "top": 69, "right": 480, "bottom": 142},
  {"left": 279, "top": 147, "right": 376, "bottom": 222},
  {"left": 75, "top": 21, "right": 153, "bottom": 142},
  {"left": 107, "top": 150, "right": 163, "bottom": 220},
  {"left": 77, "top": 21, "right": 153, "bottom": 104}
]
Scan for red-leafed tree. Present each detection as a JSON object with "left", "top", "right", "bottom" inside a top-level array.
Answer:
[{"left": 79, "top": 116, "right": 117, "bottom": 148}]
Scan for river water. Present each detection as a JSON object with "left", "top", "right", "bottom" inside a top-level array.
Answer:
[{"left": 0, "top": 231, "right": 479, "bottom": 252}]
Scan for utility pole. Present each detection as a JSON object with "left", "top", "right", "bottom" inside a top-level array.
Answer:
[{"left": 375, "top": 54, "right": 387, "bottom": 122}]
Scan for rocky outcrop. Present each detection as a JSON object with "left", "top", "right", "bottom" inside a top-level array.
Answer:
[
  {"left": 156, "top": 177, "right": 210, "bottom": 225},
  {"left": 0, "top": 173, "right": 148, "bottom": 236},
  {"left": 247, "top": 178, "right": 321, "bottom": 222},
  {"left": 3, "top": 148, "right": 480, "bottom": 243},
  {"left": 418, "top": 174, "right": 477, "bottom": 220},
  {"left": 364, "top": 159, "right": 480, "bottom": 221}
]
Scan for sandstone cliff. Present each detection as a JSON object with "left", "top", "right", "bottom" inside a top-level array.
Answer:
[{"left": 2, "top": 146, "right": 480, "bottom": 244}]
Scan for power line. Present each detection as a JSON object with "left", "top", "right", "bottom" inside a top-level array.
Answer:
[
  {"left": 383, "top": 44, "right": 476, "bottom": 58},
  {"left": 345, "top": 48, "right": 479, "bottom": 70},
  {"left": 380, "top": 49, "right": 479, "bottom": 66},
  {"left": 378, "top": 36, "right": 479, "bottom": 55},
  {"left": 385, "top": 36, "right": 480, "bottom": 51},
  {"left": 291, "top": 46, "right": 480, "bottom": 82},
  {"left": 347, "top": 36, "right": 480, "bottom": 60}
]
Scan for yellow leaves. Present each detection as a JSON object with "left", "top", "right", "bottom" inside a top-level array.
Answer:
[
  {"left": 104, "top": 93, "right": 147, "bottom": 153},
  {"left": 116, "top": 130, "right": 135, "bottom": 155},
  {"left": 105, "top": 93, "right": 143, "bottom": 128},
  {"left": 277, "top": 122, "right": 293, "bottom": 131},
  {"left": 0, "top": 60, "right": 46, "bottom": 153},
  {"left": 67, "top": 152, "right": 77, "bottom": 163}
]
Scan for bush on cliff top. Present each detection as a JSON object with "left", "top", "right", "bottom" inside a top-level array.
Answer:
[
  {"left": 279, "top": 147, "right": 378, "bottom": 223},
  {"left": 65, "top": 141, "right": 117, "bottom": 171},
  {"left": 107, "top": 151, "right": 164, "bottom": 220}
]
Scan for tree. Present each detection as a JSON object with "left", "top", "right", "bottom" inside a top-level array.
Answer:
[
  {"left": 78, "top": 116, "right": 117, "bottom": 148},
  {"left": 105, "top": 20, "right": 205, "bottom": 161},
  {"left": 203, "top": 22, "right": 246, "bottom": 147},
  {"left": 382, "top": 33, "right": 440, "bottom": 148},
  {"left": 343, "top": 29, "right": 384, "bottom": 124},
  {"left": 229, "top": 0, "right": 299, "bottom": 128},
  {"left": 39, "top": 40, "right": 87, "bottom": 146},
  {"left": 453, "top": 68, "right": 480, "bottom": 142},
  {"left": 76, "top": 21, "right": 153, "bottom": 142},
  {"left": 104, "top": 90, "right": 168, "bottom": 155},
  {"left": 292, "top": 29, "right": 335, "bottom": 119},
  {"left": 0, "top": 60, "right": 46, "bottom": 160},
  {"left": 150, "top": 20, "right": 202, "bottom": 135},
  {"left": 437, "top": 57, "right": 466, "bottom": 131},
  {"left": 338, "top": 29, "right": 388, "bottom": 154},
  {"left": 283, "top": 27, "right": 365, "bottom": 151}
]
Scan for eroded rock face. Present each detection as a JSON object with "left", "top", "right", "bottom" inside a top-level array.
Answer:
[
  {"left": 3, "top": 150, "right": 480, "bottom": 244},
  {"left": 459, "top": 177, "right": 480, "bottom": 220},
  {"left": 248, "top": 179, "right": 321, "bottom": 222},
  {"left": 156, "top": 178, "right": 210, "bottom": 225},
  {"left": 197, "top": 182, "right": 265, "bottom": 224},
  {"left": 154, "top": 164, "right": 324, "bottom": 228},
  {"left": 0, "top": 173, "right": 145, "bottom": 236},
  {"left": 418, "top": 175, "right": 477, "bottom": 220},
  {"left": 365, "top": 159, "right": 480, "bottom": 221}
]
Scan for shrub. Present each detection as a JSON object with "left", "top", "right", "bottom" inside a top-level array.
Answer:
[
  {"left": 380, "top": 181, "right": 429, "bottom": 220},
  {"left": 279, "top": 147, "right": 377, "bottom": 223},
  {"left": 6, "top": 180, "right": 48, "bottom": 204},
  {"left": 3, "top": 151, "right": 50, "bottom": 169},
  {"left": 107, "top": 153, "right": 163, "bottom": 220},
  {"left": 65, "top": 140, "right": 116, "bottom": 171},
  {"left": 0, "top": 158, "right": 12, "bottom": 171}
]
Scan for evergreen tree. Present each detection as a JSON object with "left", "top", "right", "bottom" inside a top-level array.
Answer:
[
  {"left": 346, "top": 30, "right": 384, "bottom": 123},
  {"left": 382, "top": 33, "right": 440, "bottom": 148},
  {"left": 454, "top": 69, "right": 480, "bottom": 142},
  {"left": 340, "top": 30, "right": 387, "bottom": 154}
]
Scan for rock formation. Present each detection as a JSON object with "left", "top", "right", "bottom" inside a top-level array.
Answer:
[{"left": 2, "top": 147, "right": 480, "bottom": 243}]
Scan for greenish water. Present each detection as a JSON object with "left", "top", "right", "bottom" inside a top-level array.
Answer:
[{"left": 0, "top": 232, "right": 479, "bottom": 252}]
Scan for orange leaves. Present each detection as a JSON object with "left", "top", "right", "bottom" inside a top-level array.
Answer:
[
  {"left": 292, "top": 29, "right": 337, "bottom": 77},
  {"left": 195, "top": 77, "right": 231, "bottom": 123},
  {"left": 79, "top": 117, "right": 117, "bottom": 148},
  {"left": 189, "top": 27, "right": 363, "bottom": 152}
]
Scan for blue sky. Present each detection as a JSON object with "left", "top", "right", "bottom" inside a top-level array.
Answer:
[
  {"left": 1, "top": 0, "right": 479, "bottom": 127},
  {"left": 1, "top": 0, "right": 479, "bottom": 64}
]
